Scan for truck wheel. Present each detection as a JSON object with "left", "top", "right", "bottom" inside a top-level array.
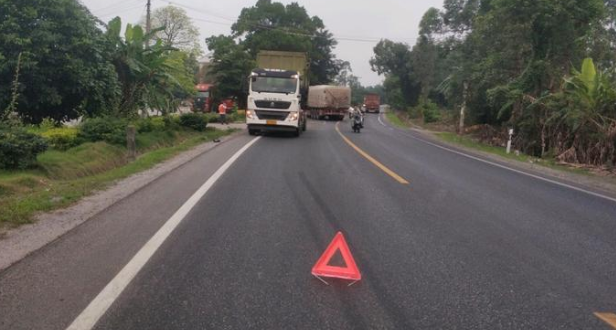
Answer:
[
  {"left": 249, "top": 129, "right": 257, "bottom": 136},
  {"left": 293, "top": 128, "right": 301, "bottom": 137}
]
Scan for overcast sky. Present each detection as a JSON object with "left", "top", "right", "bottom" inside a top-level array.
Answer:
[{"left": 82, "top": 0, "right": 443, "bottom": 86}]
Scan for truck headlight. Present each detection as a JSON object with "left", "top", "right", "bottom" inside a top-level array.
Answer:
[
  {"left": 246, "top": 110, "right": 256, "bottom": 119},
  {"left": 288, "top": 111, "right": 299, "bottom": 121}
]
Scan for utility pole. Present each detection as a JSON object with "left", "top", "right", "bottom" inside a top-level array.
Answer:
[{"left": 145, "top": 0, "right": 152, "bottom": 47}]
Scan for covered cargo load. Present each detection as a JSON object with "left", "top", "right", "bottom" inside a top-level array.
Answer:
[
  {"left": 256, "top": 51, "right": 308, "bottom": 88},
  {"left": 308, "top": 85, "right": 351, "bottom": 109}
]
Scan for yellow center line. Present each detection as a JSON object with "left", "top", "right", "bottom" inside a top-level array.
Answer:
[
  {"left": 595, "top": 313, "right": 616, "bottom": 329},
  {"left": 335, "top": 121, "right": 409, "bottom": 185}
]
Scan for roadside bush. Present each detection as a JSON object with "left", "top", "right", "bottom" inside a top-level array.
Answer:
[
  {"left": 135, "top": 118, "right": 155, "bottom": 133},
  {"left": 41, "top": 127, "right": 80, "bottom": 150},
  {"left": 163, "top": 115, "right": 180, "bottom": 130},
  {"left": 179, "top": 113, "right": 208, "bottom": 131},
  {"left": 0, "top": 127, "right": 48, "bottom": 169},
  {"left": 79, "top": 117, "right": 128, "bottom": 145},
  {"left": 204, "top": 113, "right": 219, "bottom": 124},
  {"left": 409, "top": 100, "right": 441, "bottom": 123}
]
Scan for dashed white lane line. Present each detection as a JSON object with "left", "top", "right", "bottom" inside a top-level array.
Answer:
[
  {"left": 66, "top": 136, "right": 262, "bottom": 330},
  {"left": 378, "top": 114, "right": 616, "bottom": 204}
]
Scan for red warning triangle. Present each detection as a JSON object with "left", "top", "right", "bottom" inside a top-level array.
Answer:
[{"left": 312, "top": 232, "right": 361, "bottom": 281}]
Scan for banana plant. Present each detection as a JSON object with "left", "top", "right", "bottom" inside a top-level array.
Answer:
[
  {"left": 105, "top": 17, "right": 183, "bottom": 117},
  {"left": 561, "top": 58, "right": 616, "bottom": 133}
]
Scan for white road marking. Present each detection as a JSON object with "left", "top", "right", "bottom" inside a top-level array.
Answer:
[
  {"left": 378, "top": 114, "right": 616, "bottom": 204},
  {"left": 377, "top": 115, "right": 393, "bottom": 130},
  {"left": 66, "top": 136, "right": 262, "bottom": 330}
]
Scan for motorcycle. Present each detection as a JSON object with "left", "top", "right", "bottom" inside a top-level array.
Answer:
[{"left": 352, "top": 114, "right": 363, "bottom": 133}]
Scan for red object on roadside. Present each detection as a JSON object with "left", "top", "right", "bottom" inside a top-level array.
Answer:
[{"left": 311, "top": 232, "right": 361, "bottom": 281}]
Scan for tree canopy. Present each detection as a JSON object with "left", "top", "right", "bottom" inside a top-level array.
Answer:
[
  {"left": 375, "top": 0, "right": 616, "bottom": 167},
  {"left": 0, "top": 0, "right": 120, "bottom": 123},
  {"left": 207, "top": 0, "right": 342, "bottom": 100},
  {"left": 146, "top": 5, "right": 202, "bottom": 56}
]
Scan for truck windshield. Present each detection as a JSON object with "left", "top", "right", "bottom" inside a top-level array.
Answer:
[{"left": 251, "top": 77, "right": 297, "bottom": 94}]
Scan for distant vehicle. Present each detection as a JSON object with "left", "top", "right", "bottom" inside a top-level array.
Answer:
[
  {"left": 246, "top": 51, "right": 307, "bottom": 137},
  {"left": 307, "top": 85, "right": 351, "bottom": 121},
  {"left": 193, "top": 84, "right": 214, "bottom": 113},
  {"left": 363, "top": 93, "right": 381, "bottom": 113}
]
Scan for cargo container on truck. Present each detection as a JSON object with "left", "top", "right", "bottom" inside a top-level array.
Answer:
[
  {"left": 364, "top": 93, "right": 381, "bottom": 113},
  {"left": 246, "top": 51, "right": 308, "bottom": 137},
  {"left": 307, "top": 85, "right": 351, "bottom": 121}
]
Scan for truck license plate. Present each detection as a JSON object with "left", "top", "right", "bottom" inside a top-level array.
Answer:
[{"left": 266, "top": 120, "right": 277, "bottom": 125}]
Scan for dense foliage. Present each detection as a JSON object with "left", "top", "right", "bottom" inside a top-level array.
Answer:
[
  {"left": 0, "top": 0, "right": 120, "bottom": 123},
  {"left": 0, "top": 2, "right": 198, "bottom": 124},
  {"left": 374, "top": 0, "right": 616, "bottom": 167},
  {"left": 0, "top": 126, "right": 48, "bottom": 169},
  {"left": 178, "top": 113, "right": 208, "bottom": 132}
]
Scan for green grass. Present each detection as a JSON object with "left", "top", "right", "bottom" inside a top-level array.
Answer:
[
  {"left": 0, "top": 128, "right": 234, "bottom": 227},
  {"left": 385, "top": 111, "right": 408, "bottom": 128}
]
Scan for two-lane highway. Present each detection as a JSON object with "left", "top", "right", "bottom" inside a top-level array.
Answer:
[{"left": 1, "top": 116, "right": 615, "bottom": 329}]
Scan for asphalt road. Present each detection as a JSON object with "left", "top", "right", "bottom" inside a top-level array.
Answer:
[{"left": 1, "top": 115, "right": 616, "bottom": 329}]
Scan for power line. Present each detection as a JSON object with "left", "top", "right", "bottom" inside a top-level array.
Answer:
[
  {"left": 166, "top": 1, "right": 415, "bottom": 44},
  {"left": 92, "top": 0, "right": 140, "bottom": 16},
  {"left": 96, "top": 4, "right": 145, "bottom": 18},
  {"left": 166, "top": 1, "right": 236, "bottom": 22}
]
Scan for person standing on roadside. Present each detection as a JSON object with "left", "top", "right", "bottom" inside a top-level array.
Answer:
[{"left": 218, "top": 101, "right": 228, "bottom": 125}]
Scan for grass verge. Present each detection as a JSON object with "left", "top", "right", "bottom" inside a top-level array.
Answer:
[
  {"left": 436, "top": 132, "right": 591, "bottom": 175},
  {"left": 385, "top": 111, "right": 408, "bottom": 128},
  {"left": 0, "top": 128, "right": 235, "bottom": 227},
  {"left": 383, "top": 110, "right": 593, "bottom": 176}
]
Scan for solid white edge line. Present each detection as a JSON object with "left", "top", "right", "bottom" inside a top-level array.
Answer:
[
  {"left": 377, "top": 115, "right": 393, "bottom": 130},
  {"left": 66, "top": 136, "right": 262, "bottom": 330},
  {"left": 379, "top": 114, "right": 616, "bottom": 204}
]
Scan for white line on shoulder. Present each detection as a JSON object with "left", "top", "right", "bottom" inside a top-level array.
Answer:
[
  {"left": 66, "top": 136, "right": 262, "bottom": 330},
  {"left": 379, "top": 114, "right": 616, "bottom": 204}
]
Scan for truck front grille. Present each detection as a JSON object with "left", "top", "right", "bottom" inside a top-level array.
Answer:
[
  {"left": 255, "top": 101, "right": 292, "bottom": 110},
  {"left": 255, "top": 110, "right": 289, "bottom": 120}
]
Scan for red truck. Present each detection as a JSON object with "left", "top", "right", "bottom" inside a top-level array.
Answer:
[
  {"left": 193, "top": 84, "right": 213, "bottom": 113},
  {"left": 363, "top": 93, "right": 381, "bottom": 113}
]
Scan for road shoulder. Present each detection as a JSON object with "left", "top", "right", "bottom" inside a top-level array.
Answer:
[
  {"left": 0, "top": 128, "right": 244, "bottom": 271},
  {"left": 381, "top": 112, "right": 616, "bottom": 199}
]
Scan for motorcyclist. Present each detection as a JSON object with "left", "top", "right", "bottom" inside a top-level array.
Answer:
[
  {"left": 352, "top": 110, "right": 363, "bottom": 133},
  {"left": 355, "top": 107, "right": 364, "bottom": 128}
]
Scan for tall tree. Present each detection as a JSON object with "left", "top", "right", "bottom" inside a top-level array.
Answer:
[
  {"left": 370, "top": 40, "right": 420, "bottom": 108},
  {"left": 0, "top": 0, "right": 120, "bottom": 123},
  {"left": 231, "top": 0, "right": 340, "bottom": 84},
  {"left": 145, "top": 5, "right": 202, "bottom": 56},
  {"left": 205, "top": 35, "right": 254, "bottom": 107}
]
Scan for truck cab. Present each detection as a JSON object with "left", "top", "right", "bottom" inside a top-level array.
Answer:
[
  {"left": 246, "top": 69, "right": 306, "bottom": 136},
  {"left": 193, "top": 84, "right": 213, "bottom": 113}
]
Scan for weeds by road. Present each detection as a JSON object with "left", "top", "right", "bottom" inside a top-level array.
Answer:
[
  {"left": 0, "top": 128, "right": 234, "bottom": 227},
  {"left": 384, "top": 110, "right": 613, "bottom": 179}
]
